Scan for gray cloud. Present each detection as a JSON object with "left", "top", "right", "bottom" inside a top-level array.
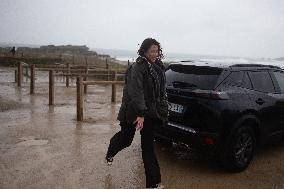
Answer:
[{"left": 0, "top": 0, "right": 283, "bottom": 58}]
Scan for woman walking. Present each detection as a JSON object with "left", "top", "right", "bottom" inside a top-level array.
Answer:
[{"left": 106, "top": 38, "right": 168, "bottom": 189}]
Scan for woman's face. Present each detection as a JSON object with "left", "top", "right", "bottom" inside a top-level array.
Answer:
[{"left": 145, "top": 44, "right": 159, "bottom": 63}]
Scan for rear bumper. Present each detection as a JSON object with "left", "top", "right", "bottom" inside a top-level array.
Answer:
[{"left": 154, "top": 121, "right": 219, "bottom": 153}]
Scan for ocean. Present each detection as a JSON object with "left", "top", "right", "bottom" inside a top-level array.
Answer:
[{"left": 94, "top": 48, "right": 284, "bottom": 68}]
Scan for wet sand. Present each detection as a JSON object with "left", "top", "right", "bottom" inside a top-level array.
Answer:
[{"left": 1, "top": 67, "right": 284, "bottom": 189}]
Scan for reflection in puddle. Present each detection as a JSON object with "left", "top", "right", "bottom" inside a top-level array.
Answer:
[
  {"left": 104, "top": 174, "right": 113, "bottom": 189},
  {"left": 16, "top": 137, "right": 49, "bottom": 147}
]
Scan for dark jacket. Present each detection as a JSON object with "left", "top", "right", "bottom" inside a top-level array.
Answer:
[{"left": 117, "top": 56, "right": 168, "bottom": 124}]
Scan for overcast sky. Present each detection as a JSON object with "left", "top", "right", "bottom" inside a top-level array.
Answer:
[{"left": 0, "top": 0, "right": 284, "bottom": 58}]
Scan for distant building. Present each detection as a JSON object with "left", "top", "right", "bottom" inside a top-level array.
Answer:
[
  {"left": 39, "top": 45, "right": 89, "bottom": 54},
  {"left": 16, "top": 45, "right": 98, "bottom": 56}
]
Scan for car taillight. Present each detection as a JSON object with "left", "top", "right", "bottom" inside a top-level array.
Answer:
[
  {"left": 204, "top": 137, "right": 215, "bottom": 145},
  {"left": 192, "top": 89, "right": 229, "bottom": 100}
]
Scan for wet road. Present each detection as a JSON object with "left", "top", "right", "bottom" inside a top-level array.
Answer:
[{"left": 1, "top": 67, "right": 284, "bottom": 189}]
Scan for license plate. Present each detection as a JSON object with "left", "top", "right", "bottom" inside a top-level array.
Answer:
[{"left": 168, "top": 102, "right": 184, "bottom": 113}]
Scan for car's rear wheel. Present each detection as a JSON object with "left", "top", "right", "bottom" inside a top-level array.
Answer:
[{"left": 222, "top": 126, "right": 256, "bottom": 172}]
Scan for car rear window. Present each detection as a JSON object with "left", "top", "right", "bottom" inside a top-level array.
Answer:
[
  {"left": 272, "top": 71, "right": 284, "bottom": 93},
  {"left": 221, "top": 71, "right": 253, "bottom": 89},
  {"left": 248, "top": 71, "right": 275, "bottom": 93},
  {"left": 166, "top": 64, "right": 223, "bottom": 90},
  {"left": 242, "top": 72, "right": 253, "bottom": 89},
  {"left": 222, "top": 71, "right": 244, "bottom": 87}
]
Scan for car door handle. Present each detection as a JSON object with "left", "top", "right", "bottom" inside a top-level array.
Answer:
[{"left": 255, "top": 98, "right": 265, "bottom": 105}]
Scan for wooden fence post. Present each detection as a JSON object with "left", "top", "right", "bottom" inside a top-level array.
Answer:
[
  {"left": 49, "top": 70, "right": 54, "bottom": 105},
  {"left": 77, "top": 77, "right": 84, "bottom": 121},
  {"left": 105, "top": 58, "right": 108, "bottom": 69},
  {"left": 111, "top": 83, "right": 117, "bottom": 103},
  {"left": 17, "top": 62, "right": 22, "bottom": 87},
  {"left": 113, "top": 71, "right": 117, "bottom": 81},
  {"left": 66, "top": 63, "right": 70, "bottom": 87},
  {"left": 84, "top": 64, "right": 88, "bottom": 94},
  {"left": 24, "top": 66, "right": 28, "bottom": 82},
  {"left": 111, "top": 71, "right": 117, "bottom": 102},
  {"left": 85, "top": 56, "right": 88, "bottom": 65},
  {"left": 30, "top": 64, "right": 35, "bottom": 94},
  {"left": 15, "top": 70, "right": 17, "bottom": 83}
]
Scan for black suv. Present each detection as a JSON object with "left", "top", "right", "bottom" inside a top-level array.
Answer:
[{"left": 154, "top": 61, "right": 284, "bottom": 172}]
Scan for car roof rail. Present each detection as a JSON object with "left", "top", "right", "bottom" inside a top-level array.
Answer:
[{"left": 230, "top": 64, "right": 281, "bottom": 69}]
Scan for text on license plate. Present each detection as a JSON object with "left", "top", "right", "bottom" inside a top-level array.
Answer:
[{"left": 168, "top": 102, "right": 184, "bottom": 113}]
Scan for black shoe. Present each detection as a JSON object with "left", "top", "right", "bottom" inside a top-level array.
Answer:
[
  {"left": 106, "top": 156, "right": 113, "bottom": 166},
  {"left": 151, "top": 183, "right": 165, "bottom": 189}
]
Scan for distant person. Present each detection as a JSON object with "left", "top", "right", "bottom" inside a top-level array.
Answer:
[
  {"left": 106, "top": 38, "right": 168, "bottom": 189},
  {"left": 10, "top": 47, "right": 16, "bottom": 56}
]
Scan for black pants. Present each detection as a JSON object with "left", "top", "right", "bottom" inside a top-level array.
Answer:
[{"left": 106, "top": 118, "right": 161, "bottom": 188}]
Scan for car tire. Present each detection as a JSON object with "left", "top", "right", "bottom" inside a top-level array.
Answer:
[{"left": 222, "top": 126, "right": 256, "bottom": 172}]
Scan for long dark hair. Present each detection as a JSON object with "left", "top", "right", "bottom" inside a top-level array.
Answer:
[{"left": 137, "top": 38, "right": 164, "bottom": 59}]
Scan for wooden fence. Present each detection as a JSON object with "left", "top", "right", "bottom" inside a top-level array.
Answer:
[
  {"left": 15, "top": 62, "right": 126, "bottom": 94},
  {"left": 13, "top": 61, "right": 127, "bottom": 122},
  {"left": 76, "top": 78, "right": 124, "bottom": 121}
]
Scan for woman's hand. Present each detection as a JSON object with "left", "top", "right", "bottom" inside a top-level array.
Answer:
[{"left": 133, "top": 116, "right": 144, "bottom": 130}]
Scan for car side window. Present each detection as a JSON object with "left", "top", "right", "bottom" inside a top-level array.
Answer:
[
  {"left": 248, "top": 71, "right": 275, "bottom": 93},
  {"left": 223, "top": 71, "right": 244, "bottom": 87},
  {"left": 242, "top": 72, "right": 253, "bottom": 89},
  {"left": 273, "top": 71, "right": 284, "bottom": 93}
]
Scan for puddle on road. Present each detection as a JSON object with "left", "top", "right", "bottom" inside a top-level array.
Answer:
[
  {"left": 92, "top": 89, "right": 106, "bottom": 93},
  {"left": 16, "top": 137, "right": 49, "bottom": 147},
  {"left": 79, "top": 123, "right": 113, "bottom": 134},
  {"left": 54, "top": 103, "right": 73, "bottom": 107},
  {"left": 85, "top": 89, "right": 106, "bottom": 95},
  {"left": 53, "top": 106, "right": 75, "bottom": 114}
]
